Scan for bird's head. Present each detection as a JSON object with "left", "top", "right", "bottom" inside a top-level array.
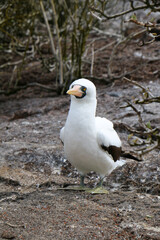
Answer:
[{"left": 67, "top": 78, "right": 96, "bottom": 101}]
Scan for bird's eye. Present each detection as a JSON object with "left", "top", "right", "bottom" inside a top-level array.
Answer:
[{"left": 81, "top": 86, "right": 87, "bottom": 92}]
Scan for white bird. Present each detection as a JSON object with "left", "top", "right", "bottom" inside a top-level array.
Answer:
[{"left": 60, "top": 78, "right": 123, "bottom": 193}]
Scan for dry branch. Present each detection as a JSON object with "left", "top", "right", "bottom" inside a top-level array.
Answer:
[
  {"left": 123, "top": 77, "right": 154, "bottom": 98},
  {"left": 50, "top": 0, "right": 64, "bottom": 85},
  {"left": 121, "top": 77, "right": 160, "bottom": 156},
  {"left": 107, "top": 29, "right": 146, "bottom": 79},
  {"left": 39, "top": 0, "right": 57, "bottom": 60},
  {"left": 90, "top": 2, "right": 160, "bottom": 21},
  {"left": 125, "top": 100, "right": 147, "bottom": 130},
  {"left": 138, "top": 141, "right": 159, "bottom": 156},
  {"left": 125, "top": 17, "right": 160, "bottom": 45},
  {"left": 5, "top": 222, "right": 25, "bottom": 228},
  {"left": 90, "top": 43, "right": 94, "bottom": 76},
  {"left": 0, "top": 82, "right": 57, "bottom": 96},
  {"left": 135, "top": 97, "right": 160, "bottom": 104},
  {"left": 118, "top": 122, "right": 159, "bottom": 137}
]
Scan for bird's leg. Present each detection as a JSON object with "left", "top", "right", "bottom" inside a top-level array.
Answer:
[
  {"left": 80, "top": 175, "right": 85, "bottom": 187},
  {"left": 57, "top": 175, "right": 89, "bottom": 191},
  {"left": 72, "top": 175, "right": 89, "bottom": 190},
  {"left": 85, "top": 177, "right": 109, "bottom": 194},
  {"left": 97, "top": 177, "right": 104, "bottom": 187}
]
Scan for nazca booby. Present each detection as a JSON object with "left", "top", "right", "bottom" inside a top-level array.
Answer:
[{"left": 60, "top": 78, "right": 123, "bottom": 192}]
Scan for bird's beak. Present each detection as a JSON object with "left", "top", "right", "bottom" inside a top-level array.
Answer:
[{"left": 67, "top": 85, "right": 83, "bottom": 97}]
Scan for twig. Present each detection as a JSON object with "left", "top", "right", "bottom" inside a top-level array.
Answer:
[
  {"left": 62, "top": 0, "right": 79, "bottom": 44},
  {"left": 124, "top": 18, "right": 160, "bottom": 45},
  {"left": 108, "top": 63, "right": 147, "bottom": 81},
  {"left": 121, "top": 76, "right": 160, "bottom": 155},
  {"left": 138, "top": 56, "right": 160, "bottom": 62},
  {"left": 39, "top": 0, "right": 58, "bottom": 61},
  {"left": 125, "top": 77, "right": 160, "bottom": 104},
  {"left": 50, "top": 0, "right": 64, "bottom": 85},
  {"left": 0, "top": 60, "right": 22, "bottom": 69},
  {"left": 5, "top": 222, "right": 25, "bottom": 228},
  {"left": 90, "top": 43, "right": 94, "bottom": 76},
  {"left": 0, "top": 82, "right": 57, "bottom": 95},
  {"left": 123, "top": 77, "right": 154, "bottom": 98},
  {"left": 107, "top": 29, "right": 147, "bottom": 78},
  {"left": 0, "top": 195, "right": 17, "bottom": 203},
  {"left": 125, "top": 18, "right": 160, "bottom": 30},
  {"left": 85, "top": 39, "right": 116, "bottom": 60},
  {"left": 118, "top": 122, "right": 159, "bottom": 137},
  {"left": 62, "top": 0, "right": 76, "bottom": 26},
  {"left": 135, "top": 97, "right": 160, "bottom": 104},
  {"left": 0, "top": 53, "right": 34, "bottom": 69},
  {"left": 93, "top": 27, "right": 122, "bottom": 38},
  {"left": 124, "top": 19, "right": 155, "bottom": 28},
  {"left": 90, "top": 4, "right": 160, "bottom": 21},
  {"left": 125, "top": 100, "right": 147, "bottom": 130},
  {"left": 138, "top": 141, "right": 159, "bottom": 155},
  {"left": 27, "top": 82, "right": 56, "bottom": 91},
  {"left": 9, "top": 65, "right": 17, "bottom": 89},
  {"left": 83, "top": 64, "right": 146, "bottom": 83},
  {"left": 90, "top": 11, "right": 103, "bottom": 21}
]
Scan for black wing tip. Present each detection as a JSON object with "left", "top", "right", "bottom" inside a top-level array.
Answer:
[
  {"left": 101, "top": 144, "right": 121, "bottom": 162},
  {"left": 121, "top": 151, "right": 143, "bottom": 162}
]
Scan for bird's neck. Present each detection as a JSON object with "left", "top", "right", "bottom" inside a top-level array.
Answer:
[{"left": 67, "top": 98, "right": 97, "bottom": 125}]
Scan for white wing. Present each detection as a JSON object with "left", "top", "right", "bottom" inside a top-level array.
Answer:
[
  {"left": 96, "top": 117, "right": 121, "bottom": 148},
  {"left": 96, "top": 117, "right": 125, "bottom": 166}
]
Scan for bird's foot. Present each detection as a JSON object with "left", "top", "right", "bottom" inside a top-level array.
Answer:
[{"left": 85, "top": 186, "right": 109, "bottom": 194}]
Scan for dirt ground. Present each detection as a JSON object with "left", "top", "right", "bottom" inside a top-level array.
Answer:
[{"left": 0, "top": 36, "right": 160, "bottom": 239}]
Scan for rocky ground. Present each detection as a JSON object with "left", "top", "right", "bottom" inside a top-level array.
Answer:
[{"left": 0, "top": 36, "right": 160, "bottom": 239}]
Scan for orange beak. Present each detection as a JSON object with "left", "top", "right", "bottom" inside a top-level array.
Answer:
[{"left": 67, "top": 85, "right": 83, "bottom": 98}]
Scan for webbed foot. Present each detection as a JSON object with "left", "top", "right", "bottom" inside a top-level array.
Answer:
[{"left": 85, "top": 186, "right": 109, "bottom": 194}]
